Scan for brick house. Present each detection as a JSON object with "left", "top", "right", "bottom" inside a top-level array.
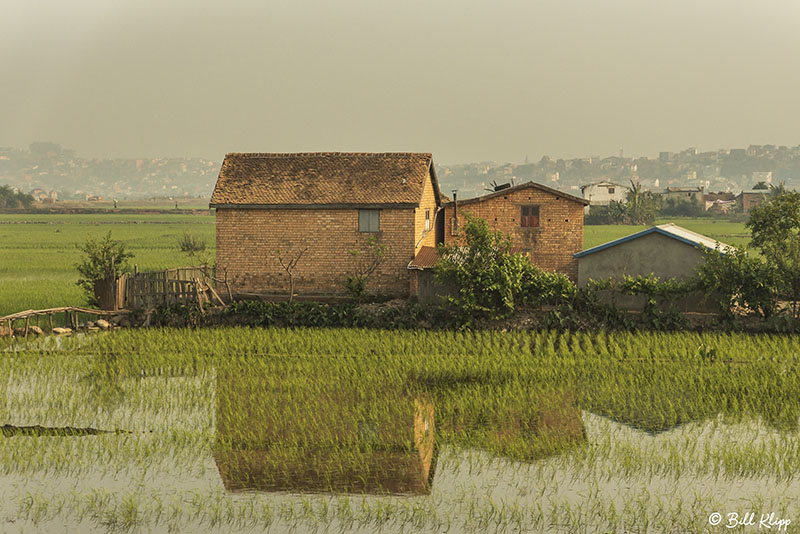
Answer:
[
  {"left": 210, "top": 152, "right": 443, "bottom": 298},
  {"left": 736, "top": 190, "right": 768, "bottom": 212},
  {"left": 438, "top": 182, "right": 588, "bottom": 280}
]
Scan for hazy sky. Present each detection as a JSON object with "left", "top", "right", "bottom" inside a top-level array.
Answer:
[{"left": 2, "top": 0, "right": 800, "bottom": 164}]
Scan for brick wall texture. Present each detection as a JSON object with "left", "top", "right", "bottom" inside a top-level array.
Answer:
[
  {"left": 216, "top": 171, "right": 439, "bottom": 297},
  {"left": 443, "top": 187, "right": 584, "bottom": 281}
]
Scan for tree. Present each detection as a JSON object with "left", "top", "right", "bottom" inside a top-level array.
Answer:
[
  {"left": 695, "top": 245, "right": 777, "bottom": 318},
  {"left": 753, "top": 181, "right": 770, "bottom": 190},
  {"left": 769, "top": 181, "right": 787, "bottom": 197},
  {"left": 593, "top": 182, "right": 658, "bottom": 225},
  {"left": 75, "top": 232, "right": 133, "bottom": 306},
  {"left": 434, "top": 214, "right": 530, "bottom": 323},
  {"left": 177, "top": 231, "right": 208, "bottom": 264},
  {"left": 272, "top": 241, "right": 310, "bottom": 303},
  {"left": 345, "top": 237, "right": 387, "bottom": 300},
  {"left": 625, "top": 180, "right": 658, "bottom": 225},
  {"left": 0, "top": 185, "right": 34, "bottom": 209},
  {"left": 747, "top": 191, "right": 800, "bottom": 317}
]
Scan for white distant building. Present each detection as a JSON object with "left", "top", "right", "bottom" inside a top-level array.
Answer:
[{"left": 580, "top": 181, "right": 629, "bottom": 208}]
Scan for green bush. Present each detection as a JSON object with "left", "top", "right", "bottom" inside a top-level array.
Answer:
[
  {"left": 75, "top": 231, "right": 133, "bottom": 306},
  {"left": 434, "top": 215, "right": 530, "bottom": 324},
  {"left": 694, "top": 246, "right": 777, "bottom": 318}
]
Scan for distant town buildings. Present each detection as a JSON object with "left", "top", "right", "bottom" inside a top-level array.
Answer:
[
  {"left": 580, "top": 181, "right": 629, "bottom": 207},
  {"left": 662, "top": 187, "right": 704, "bottom": 206},
  {"left": 1, "top": 142, "right": 799, "bottom": 202},
  {"left": 0, "top": 143, "right": 218, "bottom": 200}
]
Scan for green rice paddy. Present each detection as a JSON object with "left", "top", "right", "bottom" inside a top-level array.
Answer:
[
  {"left": 0, "top": 213, "right": 215, "bottom": 316},
  {"left": 1, "top": 328, "right": 798, "bottom": 532}
]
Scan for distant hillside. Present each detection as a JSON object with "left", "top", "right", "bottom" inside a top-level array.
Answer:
[
  {"left": 0, "top": 143, "right": 219, "bottom": 200},
  {"left": 2, "top": 143, "right": 799, "bottom": 201}
]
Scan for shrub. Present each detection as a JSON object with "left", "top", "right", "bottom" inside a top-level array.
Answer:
[
  {"left": 345, "top": 237, "right": 387, "bottom": 301},
  {"left": 694, "top": 245, "right": 777, "bottom": 318},
  {"left": 434, "top": 215, "right": 529, "bottom": 324},
  {"left": 75, "top": 232, "right": 133, "bottom": 306}
]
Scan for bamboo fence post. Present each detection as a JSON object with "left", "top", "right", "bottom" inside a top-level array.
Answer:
[
  {"left": 24, "top": 317, "right": 29, "bottom": 338},
  {"left": 164, "top": 271, "right": 169, "bottom": 306},
  {"left": 49, "top": 314, "right": 53, "bottom": 331},
  {"left": 194, "top": 279, "right": 205, "bottom": 314}
]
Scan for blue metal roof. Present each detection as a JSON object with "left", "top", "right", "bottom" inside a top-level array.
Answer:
[{"left": 574, "top": 224, "right": 732, "bottom": 258}]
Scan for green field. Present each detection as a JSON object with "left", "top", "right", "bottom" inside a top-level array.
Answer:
[
  {"left": 584, "top": 217, "right": 752, "bottom": 250},
  {"left": 0, "top": 328, "right": 797, "bottom": 532},
  {"left": 0, "top": 213, "right": 215, "bottom": 316},
  {"left": 0, "top": 213, "right": 752, "bottom": 318}
]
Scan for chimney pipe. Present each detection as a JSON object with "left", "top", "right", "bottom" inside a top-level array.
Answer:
[{"left": 452, "top": 190, "right": 458, "bottom": 236}]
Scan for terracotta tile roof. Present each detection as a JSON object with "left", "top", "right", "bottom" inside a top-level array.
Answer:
[{"left": 210, "top": 152, "right": 434, "bottom": 207}]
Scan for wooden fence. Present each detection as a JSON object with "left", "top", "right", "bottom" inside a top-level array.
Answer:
[{"left": 119, "top": 266, "right": 224, "bottom": 310}]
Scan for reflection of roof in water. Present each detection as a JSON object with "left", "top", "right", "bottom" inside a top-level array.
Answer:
[{"left": 585, "top": 410, "right": 708, "bottom": 436}]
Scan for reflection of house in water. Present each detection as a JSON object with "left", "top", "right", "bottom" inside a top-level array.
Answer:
[{"left": 213, "top": 368, "right": 436, "bottom": 495}]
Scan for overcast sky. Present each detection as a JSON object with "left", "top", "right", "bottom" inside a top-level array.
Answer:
[{"left": 2, "top": 0, "right": 800, "bottom": 164}]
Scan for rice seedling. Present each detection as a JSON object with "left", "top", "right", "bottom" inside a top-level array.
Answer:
[{"left": 0, "top": 328, "right": 799, "bottom": 532}]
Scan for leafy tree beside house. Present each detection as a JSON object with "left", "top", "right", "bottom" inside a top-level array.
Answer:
[
  {"left": 434, "top": 214, "right": 575, "bottom": 325},
  {"left": 585, "top": 181, "right": 658, "bottom": 225}
]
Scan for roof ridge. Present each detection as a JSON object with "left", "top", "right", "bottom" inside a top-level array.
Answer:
[
  {"left": 444, "top": 180, "right": 589, "bottom": 205},
  {"left": 225, "top": 152, "right": 432, "bottom": 158}
]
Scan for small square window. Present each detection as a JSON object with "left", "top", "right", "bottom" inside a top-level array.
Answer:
[
  {"left": 521, "top": 205, "right": 539, "bottom": 228},
  {"left": 358, "top": 210, "right": 380, "bottom": 232},
  {"left": 425, "top": 209, "right": 430, "bottom": 231},
  {"left": 608, "top": 187, "right": 615, "bottom": 194}
]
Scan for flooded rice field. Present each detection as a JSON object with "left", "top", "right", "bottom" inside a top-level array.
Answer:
[{"left": 0, "top": 328, "right": 798, "bottom": 533}]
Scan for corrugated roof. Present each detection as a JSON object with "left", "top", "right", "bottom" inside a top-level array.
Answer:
[
  {"left": 573, "top": 223, "right": 734, "bottom": 258},
  {"left": 210, "top": 152, "right": 435, "bottom": 207},
  {"left": 408, "top": 246, "right": 439, "bottom": 269},
  {"left": 445, "top": 181, "right": 589, "bottom": 206}
]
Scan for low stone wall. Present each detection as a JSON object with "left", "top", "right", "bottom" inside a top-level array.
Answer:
[{"left": 594, "top": 289, "right": 720, "bottom": 314}]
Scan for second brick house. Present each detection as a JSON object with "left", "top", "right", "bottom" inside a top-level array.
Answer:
[{"left": 440, "top": 182, "right": 588, "bottom": 280}]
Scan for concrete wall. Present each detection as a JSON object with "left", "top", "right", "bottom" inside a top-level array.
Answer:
[
  {"left": 578, "top": 232, "right": 706, "bottom": 285},
  {"left": 577, "top": 232, "right": 722, "bottom": 313},
  {"left": 411, "top": 270, "right": 458, "bottom": 305},
  {"left": 443, "top": 186, "right": 584, "bottom": 281}
]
